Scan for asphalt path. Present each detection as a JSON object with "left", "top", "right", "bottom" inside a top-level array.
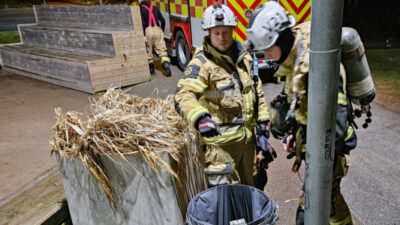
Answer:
[
  {"left": 0, "top": 8, "right": 36, "bottom": 31},
  {"left": 127, "top": 64, "right": 400, "bottom": 224}
]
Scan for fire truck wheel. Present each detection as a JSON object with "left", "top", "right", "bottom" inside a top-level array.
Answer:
[{"left": 175, "top": 31, "right": 190, "bottom": 70}]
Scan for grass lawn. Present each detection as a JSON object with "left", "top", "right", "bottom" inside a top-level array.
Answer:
[
  {"left": 366, "top": 48, "right": 400, "bottom": 92},
  {"left": 0, "top": 31, "right": 20, "bottom": 44},
  {"left": 0, "top": 3, "right": 34, "bottom": 9},
  {"left": 366, "top": 48, "right": 400, "bottom": 112}
]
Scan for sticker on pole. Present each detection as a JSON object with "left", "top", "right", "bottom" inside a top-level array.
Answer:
[{"left": 230, "top": 218, "right": 246, "bottom": 225}]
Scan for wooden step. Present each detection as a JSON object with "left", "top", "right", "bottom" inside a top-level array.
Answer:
[
  {"left": 0, "top": 5, "right": 150, "bottom": 93},
  {"left": 19, "top": 24, "right": 117, "bottom": 57},
  {"left": 0, "top": 44, "right": 101, "bottom": 93},
  {"left": 0, "top": 168, "right": 71, "bottom": 225},
  {"left": 34, "top": 5, "right": 138, "bottom": 31},
  {"left": 0, "top": 43, "right": 151, "bottom": 93}
]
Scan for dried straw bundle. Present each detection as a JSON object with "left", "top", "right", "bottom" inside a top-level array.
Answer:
[{"left": 51, "top": 88, "right": 206, "bottom": 212}]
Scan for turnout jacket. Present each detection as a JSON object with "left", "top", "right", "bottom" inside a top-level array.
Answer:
[
  {"left": 273, "top": 21, "right": 356, "bottom": 154},
  {"left": 175, "top": 36, "right": 270, "bottom": 146}
]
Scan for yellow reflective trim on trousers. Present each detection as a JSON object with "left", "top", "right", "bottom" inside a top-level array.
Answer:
[
  {"left": 330, "top": 215, "right": 352, "bottom": 225},
  {"left": 178, "top": 78, "right": 207, "bottom": 91},
  {"left": 187, "top": 106, "right": 208, "bottom": 127},
  {"left": 344, "top": 126, "right": 354, "bottom": 141},
  {"left": 161, "top": 56, "right": 170, "bottom": 63},
  {"left": 204, "top": 127, "right": 245, "bottom": 142},
  {"left": 337, "top": 92, "right": 347, "bottom": 105}
]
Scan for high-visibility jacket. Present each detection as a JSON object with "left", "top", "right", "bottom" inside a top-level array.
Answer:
[{"left": 175, "top": 36, "right": 270, "bottom": 146}]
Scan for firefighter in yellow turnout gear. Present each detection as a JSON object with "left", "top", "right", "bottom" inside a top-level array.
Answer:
[
  {"left": 138, "top": 0, "right": 171, "bottom": 76},
  {"left": 246, "top": 2, "right": 357, "bottom": 225},
  {"left": 175, "top": 4, "right": 276, "bottom": 188}
]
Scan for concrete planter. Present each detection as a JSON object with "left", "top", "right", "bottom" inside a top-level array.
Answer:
[{"left": 56, "top": 152, "right": 183, "bottom": 225}]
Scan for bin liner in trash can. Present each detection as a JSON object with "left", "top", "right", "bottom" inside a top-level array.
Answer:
[{"left": 186, "top": 184, "right": 279, "bottom": 225}]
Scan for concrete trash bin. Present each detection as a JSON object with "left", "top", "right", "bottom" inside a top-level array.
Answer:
[
  {"left": 56, "top": 151, "right": 183, "bottom": 225},
  {"left": 186, "top": 184, "right": 279, "bottom": 225}
]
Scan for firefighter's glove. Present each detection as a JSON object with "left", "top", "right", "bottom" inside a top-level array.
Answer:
[
  {"left": 256, "top": 146, "right": 277, "bottom": 169},
  {"left": 256, "top": 123, "right": 277, "bottom": 168},
  {"left": 196, "top": 116, "right": 220, "bottom": 138}
]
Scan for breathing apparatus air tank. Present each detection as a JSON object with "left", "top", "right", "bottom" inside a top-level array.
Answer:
[
  {"left": 341, "top": 27, "right": 375, "bottom": 128},
  {"left": 341, "top": 27, "right": 376, "bottom": 106}
]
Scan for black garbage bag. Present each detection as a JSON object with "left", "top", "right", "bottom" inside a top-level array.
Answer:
[{"left": 186, "top": 184, "right": 279, "bottom": 225}]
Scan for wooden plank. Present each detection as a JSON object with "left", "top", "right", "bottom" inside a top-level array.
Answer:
[
  {"left": 87, "top": 49, "right": 147, "bottom": 66},
  {"left": 0, "top": 168, "right": 67, "bottom": 225},
  {"left": 1, "top": 66, "right": 93, "bottom": 93},
  {"left": 0, "top": 45, "right": 108, "bottom": 62},
  {"left": 112, "top": 35, "right": 147, "bottom": 50},
  {"left": 19, "top": 25, "right": 116, "bottom": 57},
  {"left": 131, "top": 6, "right": 143, "bottom": 35},
  {"left": 34, "top": 5, "right": 135, "bottom": 30},
  {"left": 92, "top": 75, "right": 152, "bottom": 92},
  {"left": 0, "top": 50, "right": 91, "bottom": 83},
  {"left": 40, "top": 203, "right": 72, "bottom": 225},
  {"left": 92, "top": 70, "right": 150, "bottom": 84},
  {"left": 89, "top": 61, "right": 149, "bottom": 79}
]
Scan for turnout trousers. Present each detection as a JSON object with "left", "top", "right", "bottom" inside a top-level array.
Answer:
[
  {"left": 145, "top": 26, "right": 168, "bottom": 63},
  {"left": 202, "top": 137, "right": 256, "bottom": 187}
]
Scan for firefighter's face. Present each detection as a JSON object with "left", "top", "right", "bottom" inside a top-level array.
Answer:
[
  {"left": 263, "top": 45, "right": 281, "bottom": 61},
  {"left": 209, "top": 26, "right": 234, "bottom": 52}
]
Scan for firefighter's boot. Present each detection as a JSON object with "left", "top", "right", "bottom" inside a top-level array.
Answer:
[
  {"left": 148, "top": 60, "right": 155, "bottom": 75},
  {"left": 161, "top": 56, "right": 171, "bottom": 77}
]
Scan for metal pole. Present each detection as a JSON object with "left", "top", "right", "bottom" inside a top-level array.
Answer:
[
  {"left": 304, "top": 0, "right": 345, "bottom": 224},
  {"left": 99, "top": 0, "right": 102, "bottom": 6}
]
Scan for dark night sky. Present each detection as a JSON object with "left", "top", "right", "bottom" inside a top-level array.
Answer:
[{"left": 343, "top": 0, "right": 400, "bottom": 43}]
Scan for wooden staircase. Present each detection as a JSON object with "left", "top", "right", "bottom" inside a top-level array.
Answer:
[{"left": 0, "top": 5, "right": 150, "bottom": 93}]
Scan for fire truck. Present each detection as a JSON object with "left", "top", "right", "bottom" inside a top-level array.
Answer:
[{"left": 133, "top": 0, "right": 311, "bottom": 71}]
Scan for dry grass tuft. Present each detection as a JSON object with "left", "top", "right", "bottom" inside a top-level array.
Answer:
[{"left": 51, "top": 87, "right": 206, "bottom": 212}]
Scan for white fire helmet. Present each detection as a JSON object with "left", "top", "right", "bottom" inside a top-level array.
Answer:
[
  {"left": 246, "top": 1, "right": 296, "bottom": 51},
  {"left": 201, "top": 3, "right": 237, "bottom": 30}
]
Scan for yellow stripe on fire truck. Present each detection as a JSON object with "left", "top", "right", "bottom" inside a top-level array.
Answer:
[{"left": 226, "top": 0, "right": 311, "bottom": 43}]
